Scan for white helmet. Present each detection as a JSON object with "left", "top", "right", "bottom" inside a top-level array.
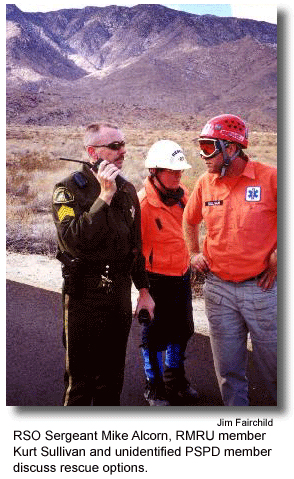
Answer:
[{"left": 145, "top": 140, "right": 191, "bottom": 170}]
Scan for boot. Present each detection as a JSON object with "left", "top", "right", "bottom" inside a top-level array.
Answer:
[
  {"left": 164, "top": 367, "right": 199, "bottom": 405},
  {"left": 144, "top": 380, "right": 170, "bottom": 406}
]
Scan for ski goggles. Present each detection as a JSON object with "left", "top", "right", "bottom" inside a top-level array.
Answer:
[
  {"left": 198, "top": 139, "right": 230, "bottom": 159},
  {"left": 90, "top": 141, "right": 126, "bottom": 151}
]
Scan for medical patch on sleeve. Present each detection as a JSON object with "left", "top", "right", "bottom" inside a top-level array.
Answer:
[
  {"left": 53, "top": 186, "right": 74, "bottom": 204},
  {"left": 245, "top": 186, "right": 261, "bottom": 202},
  {"left": 57, "top": 205, "right": 75, "bottom": 222}
]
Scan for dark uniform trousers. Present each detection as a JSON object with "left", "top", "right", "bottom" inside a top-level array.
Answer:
[{"left": 62, "top": 273, "right": 132, "bottom": 406}]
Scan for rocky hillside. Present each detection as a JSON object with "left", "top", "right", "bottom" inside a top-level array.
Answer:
[{"left": 6, "top": 4, "right": 277, "bottom": 130}]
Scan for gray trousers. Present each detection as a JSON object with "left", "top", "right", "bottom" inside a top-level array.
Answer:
[{"left": 203, "top": 273, "right": 277, "bottom": 406}]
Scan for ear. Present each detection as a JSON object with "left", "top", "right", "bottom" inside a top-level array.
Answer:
[
  {"left": 87, "top": 146, "right": 96, "bottom": 159},
  {"left": 227, "top": 143, "right": 238, "bottom": 155}
]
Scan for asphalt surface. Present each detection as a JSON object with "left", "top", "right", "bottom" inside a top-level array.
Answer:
[{"left": 6, "top": 280, "right": 276, "bottom": 407}]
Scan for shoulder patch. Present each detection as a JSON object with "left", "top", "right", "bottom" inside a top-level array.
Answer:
[
  {"left": 53, "top": 186, "right": 74, "bottom": 204},
  {"left": 73, "top": 172, "right": 88, "bottom": 188}
]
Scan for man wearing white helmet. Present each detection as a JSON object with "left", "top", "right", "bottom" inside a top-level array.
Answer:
[{"left": 138, "top": 140, "right": 198, "bottom": 406}]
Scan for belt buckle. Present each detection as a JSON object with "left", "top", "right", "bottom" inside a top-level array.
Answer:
[{"left": 98, "top": 265, "right": 113, "bottom": 294}]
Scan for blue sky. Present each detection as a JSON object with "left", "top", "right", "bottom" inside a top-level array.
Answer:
[
  {"left": 166, "top": 4, "right": 277, "bottom": 24},
  {"left": 165, "top": 4, "right": 231, "bottom": 17},
  {"left": 14, "top": 2, "right": 277, "bottom": 24}
]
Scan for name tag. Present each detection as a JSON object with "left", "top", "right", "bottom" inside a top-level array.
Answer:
[
  {"left": 246, "top": 186, "right": 261, "bottom": 202},
  {"left": 205, "top": 200, "right": 223, "bottom": 206}
]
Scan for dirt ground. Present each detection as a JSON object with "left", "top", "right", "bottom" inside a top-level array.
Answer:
[{"left": 6, "top": 251, "right": 209, "bottom": 336}]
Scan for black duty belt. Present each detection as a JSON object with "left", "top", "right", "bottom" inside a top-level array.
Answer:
[
  {"left": 57, "top": 251, "right": 132, "bottom": 277},
  {"left": 82, "top": 262, "right": 132, "bottom": 277}
]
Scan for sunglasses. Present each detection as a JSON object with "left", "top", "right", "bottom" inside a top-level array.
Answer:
[
  {"left": 90, "top": 141, "right": 126, "bottom": 151},
  {"left": 198, "top": 139, "right": 229, "bottom": 159}
]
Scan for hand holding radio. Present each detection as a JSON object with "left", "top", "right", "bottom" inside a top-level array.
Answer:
[{"left": 96, "top": 160, "right": 120, "bottom": 205}]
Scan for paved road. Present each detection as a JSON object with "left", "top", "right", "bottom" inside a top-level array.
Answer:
[{"left": 6, "top": 280, "right": 275, "bottom": 407}]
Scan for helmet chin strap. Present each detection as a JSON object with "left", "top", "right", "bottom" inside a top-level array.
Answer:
[
  {"left": 150, "top": 172, "right": 184, "bottom": 206},
  {"left": 219, "top": 140, "right": 240, "bottom": 177}
]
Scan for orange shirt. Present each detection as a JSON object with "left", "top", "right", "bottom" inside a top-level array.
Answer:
[
  {"left": 183, "top": 160, "right": 277, "bottom": 282},
  {"left": 138, "top": 177, "right": 190, "bottom": 276}
]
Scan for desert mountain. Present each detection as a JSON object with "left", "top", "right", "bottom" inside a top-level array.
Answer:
[{"left": 6, "top": 4, "right": 277, "bottom": 130}]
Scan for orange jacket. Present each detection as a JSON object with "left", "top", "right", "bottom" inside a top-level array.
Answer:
[
  {"left": 138, "top": 177, "right": 190, "bottom": 276},
  {"left": 183, "top": 160, "right": 277, "bottom": 282}
]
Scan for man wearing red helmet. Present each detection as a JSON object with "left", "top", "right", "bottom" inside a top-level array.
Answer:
[{"left": 183, "top": 114, "right": 277, "bottom": 406}]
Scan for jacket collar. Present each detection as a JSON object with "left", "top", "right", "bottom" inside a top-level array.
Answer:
[
  {"left": 144, "top": 176, "right": 188, "bottom": 208},
  {"left": 210, "top": 158, "right": 255, "bottom": 184}
]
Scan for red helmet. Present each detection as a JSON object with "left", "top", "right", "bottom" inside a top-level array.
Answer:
[{"left": 199, "top": 114, "right": 248, "bottom": 148}]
